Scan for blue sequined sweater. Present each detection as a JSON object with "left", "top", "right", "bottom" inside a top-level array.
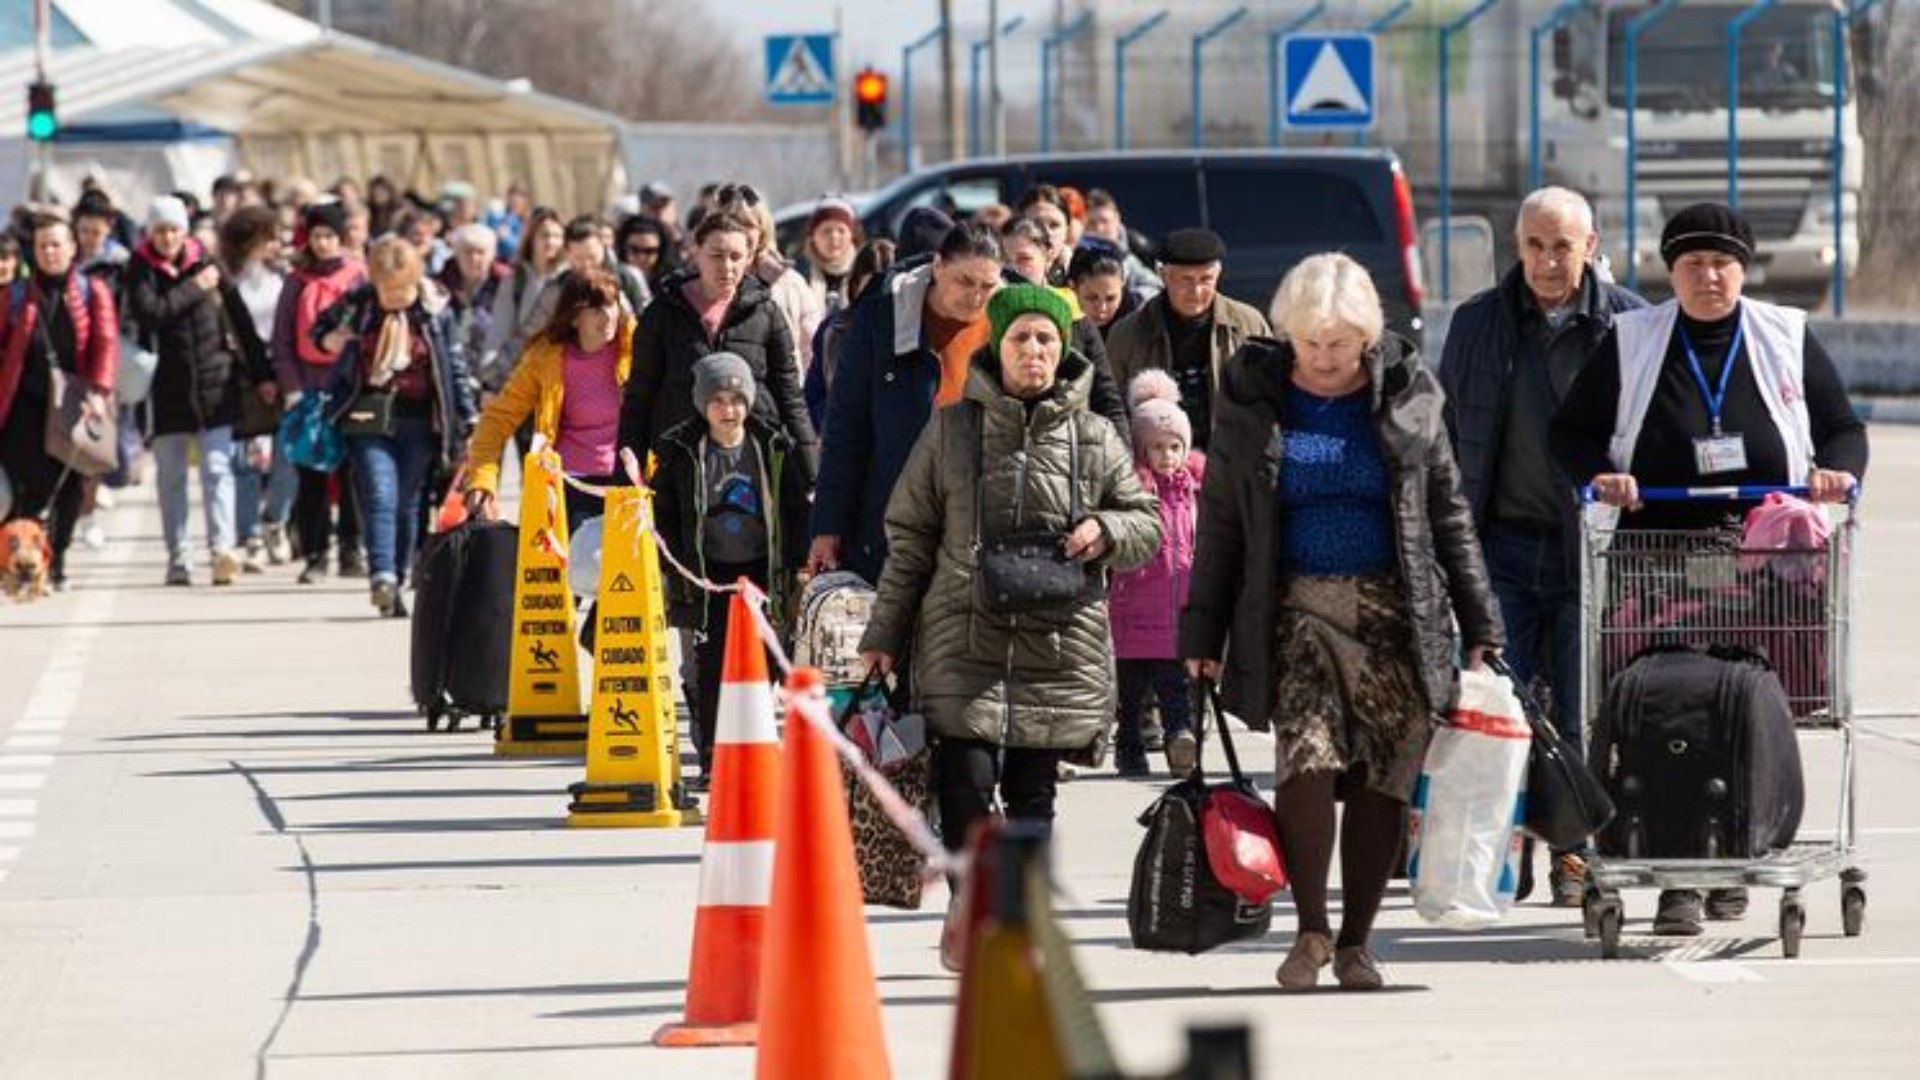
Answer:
[{"left": 1278, "top": 384, "right": 1396, "bottom": 576}]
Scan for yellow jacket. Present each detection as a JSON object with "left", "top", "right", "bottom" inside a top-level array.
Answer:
[{"left": 465, "top": 319, "right": 635, "bottom": 495}]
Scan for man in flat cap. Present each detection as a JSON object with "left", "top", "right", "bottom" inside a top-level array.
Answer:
[
  {"left": 1105, "top": 227, "right": 1269, "bottom": 449},
  {"left": 1550, "top": 200, "right": 1867, "bottom": 937}
]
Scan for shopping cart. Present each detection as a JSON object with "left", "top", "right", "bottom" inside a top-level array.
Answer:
[{"left": 1576, "top": 484, "right": 1864, "bottom": 959}]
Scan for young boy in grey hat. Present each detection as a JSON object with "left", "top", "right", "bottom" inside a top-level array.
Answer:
[{"left": 648, "top": 352, "right": 814, "bottom": 788}]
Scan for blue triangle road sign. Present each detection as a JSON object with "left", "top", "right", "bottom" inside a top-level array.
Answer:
[{"left": 1283, "top": 34, "right": 1375, "bottom": 130}]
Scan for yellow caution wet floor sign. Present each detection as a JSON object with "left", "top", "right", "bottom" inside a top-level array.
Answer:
[
  {"left": 568, "top": 486, "right": 694, "bottom": 827},
  {"left": 497, "top": 446, "right": 587, "bottom": 757}
]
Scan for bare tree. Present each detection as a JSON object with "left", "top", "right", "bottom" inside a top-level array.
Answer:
[
  {"left": 277, "top": 0, "right": 770, "bottom": 123},
  {"left": 1855, "top": 3, "right": 1920, "bottom": 311}
]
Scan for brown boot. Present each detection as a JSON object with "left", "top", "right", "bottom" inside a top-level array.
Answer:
[
  {"left": 1333, "top": 945, "right": 1385, "bottom": 991},
  {"left": 1275, "top": 931, "right": 1334, "bottom": 991}
]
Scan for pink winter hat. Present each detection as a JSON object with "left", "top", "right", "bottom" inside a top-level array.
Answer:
[{"left": 1128, "top": 369, "right": 1192, "bottom": 454}]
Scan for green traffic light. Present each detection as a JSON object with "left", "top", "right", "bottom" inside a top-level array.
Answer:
[{"left": 27, "top": 112, "right": 57, "bottom": 141}]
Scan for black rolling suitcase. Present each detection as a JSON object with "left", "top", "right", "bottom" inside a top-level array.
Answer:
[
  {"left": 411, "top": 520, "right": 518, "bottom": 730},
  {"left": 1593, "top": 645, "right": 1804, "bottom": 859}
]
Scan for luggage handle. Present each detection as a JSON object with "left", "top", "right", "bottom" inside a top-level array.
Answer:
[{"left": 1193, "top": 678, "right": 1250, "bottom": 788}]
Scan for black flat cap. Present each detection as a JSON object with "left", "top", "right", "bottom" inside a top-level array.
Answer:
[
  {"left": 1660, "top": 202, "right": 1755, "bottom": 268},
  {"left": 1158, "top": 227, "right": 1226, "bottom": 266}
]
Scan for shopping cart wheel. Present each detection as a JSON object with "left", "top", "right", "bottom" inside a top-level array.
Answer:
[
  {"left": 1598, "top": 904, "right": 1624, "bottom": 959},
  {"left": 1841, "top": 885, "right": 1866, "bottom": 938},
  {"left": 1780, "top": 892, "right": 1806, "bottom": 959}
]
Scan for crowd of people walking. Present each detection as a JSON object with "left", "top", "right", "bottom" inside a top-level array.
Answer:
[{"left": 0, "top": 165, "right": 1865, "bottom": 987}]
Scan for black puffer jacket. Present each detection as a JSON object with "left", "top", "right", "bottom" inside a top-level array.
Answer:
[
  {"left": 618, "top": 269, "right": 816, "bottom": 466},
  {"left": 126, "top": 239, "right": 264, "bottom": 437},
  {"left": 1178, "top": 335, "right": 1504, "bottom": 729}
]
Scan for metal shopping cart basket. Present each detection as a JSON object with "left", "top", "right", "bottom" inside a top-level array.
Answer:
[{"left": 1577, "top": 485, "right": 1863, "bottom": 959}]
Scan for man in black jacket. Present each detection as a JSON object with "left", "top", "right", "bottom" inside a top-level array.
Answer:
[{"left": 1437, "top": 187, "right": 1645, "bottom": 907}]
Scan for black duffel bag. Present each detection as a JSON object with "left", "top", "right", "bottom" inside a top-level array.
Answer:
[{"left": 1127, "top": 684, "right": 1272, "bottom": 954}]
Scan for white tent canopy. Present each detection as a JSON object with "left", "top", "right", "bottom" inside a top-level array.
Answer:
[{"left": 1, "top": 0, "right": 630, "bottom": 210}]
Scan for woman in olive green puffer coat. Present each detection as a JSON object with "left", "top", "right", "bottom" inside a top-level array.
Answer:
[{"left": 859, "top": 285, "right": 1162, "bottom": 854}]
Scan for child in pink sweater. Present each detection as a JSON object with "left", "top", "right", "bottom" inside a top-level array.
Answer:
[{"left": 1109, "top": 371, "right": 1204, "bottom": 777}]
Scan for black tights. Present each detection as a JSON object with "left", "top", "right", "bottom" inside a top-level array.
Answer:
[{"left": 1276, "top": 771, "right": 1407, "bottom": 949}]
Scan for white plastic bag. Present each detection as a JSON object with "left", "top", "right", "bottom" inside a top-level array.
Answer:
[
  {"left": 1408, "top": 667, "right": 1532, "bottom": 929},
  {"left": 569, "top": 515, "right": 603, "bottom": 600}
]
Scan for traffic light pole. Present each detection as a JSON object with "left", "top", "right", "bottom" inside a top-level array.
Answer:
[{"left": 31, "top": 0, "right": 52, "bottom": 200}]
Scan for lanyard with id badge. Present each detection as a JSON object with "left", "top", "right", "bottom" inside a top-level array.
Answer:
[{"left": 1679, "top": 320, "right": 1748, "bottom": 476}]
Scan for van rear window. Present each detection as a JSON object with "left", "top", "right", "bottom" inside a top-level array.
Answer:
[{"left": 1204, "top": 169, "right": 1385, "bottom": 246}]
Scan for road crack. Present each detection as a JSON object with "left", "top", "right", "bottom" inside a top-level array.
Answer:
[{"left": 231, "top": 760, "right": 322, "bottom": 1080}]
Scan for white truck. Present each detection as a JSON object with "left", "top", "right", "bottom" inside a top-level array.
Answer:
[{"left": 1373, "top": 0, "right": 1860, "bottom": 306}]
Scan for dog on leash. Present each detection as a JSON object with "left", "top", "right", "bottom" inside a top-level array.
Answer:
[{"left": 2, "top": 519, "right": 53, "bottom": 601}]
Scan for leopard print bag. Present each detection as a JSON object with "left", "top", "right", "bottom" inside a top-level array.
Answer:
[{"left": 837, "top": 676, "right": 933, "bottom": 909}]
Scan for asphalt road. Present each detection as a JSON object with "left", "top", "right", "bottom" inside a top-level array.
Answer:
[{"left": 3, "top": 431, "right": 1919, "bottom": 1078}]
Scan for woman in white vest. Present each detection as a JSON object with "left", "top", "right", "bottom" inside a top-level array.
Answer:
[{"left": 1549, "top": 201, "right": 1867, "bottom": 936}]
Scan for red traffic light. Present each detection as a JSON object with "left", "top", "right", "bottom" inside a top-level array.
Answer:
[{"left": 854, "top": 69, "right": 888, "bottom": 106}]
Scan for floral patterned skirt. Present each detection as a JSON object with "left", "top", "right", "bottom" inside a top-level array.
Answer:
[{"left": 1270, "top": 573, "right": 1432, "bottom": 802}]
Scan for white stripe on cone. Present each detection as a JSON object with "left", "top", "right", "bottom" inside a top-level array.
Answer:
[
  {"left": 714, "top": 680, "right": 777, "bottom": 746},
  {"left": 695, "top": 840, "right": 775, "bottom": 908}
]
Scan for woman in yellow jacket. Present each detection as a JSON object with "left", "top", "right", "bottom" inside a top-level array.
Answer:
[{"left": 464, "top": 266, "right": 634, "bottom": 532}]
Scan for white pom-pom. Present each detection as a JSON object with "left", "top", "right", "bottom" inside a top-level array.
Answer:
[{"left": 1127, "top": 368, "right": 1182, "bottom": 410}]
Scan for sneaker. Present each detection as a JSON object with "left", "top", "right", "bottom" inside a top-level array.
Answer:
[
  {"left": 1141, "top": 723, "right": 1167, "bottom": 753},
  {"left": 1055, "top": 761, "right": 1081, "bottom": 782},
  {"left": 241, "top": 538, "right": 267, "bottom": 574},
  {"left": 338, "top": 548, "right": 368, "bottom": 578},
  {"left": 297, "top": 558, "right": 326, "bottom": 585},
  {"left": 1164, "top": 730, "right": 1198, "bottom": 776},
  {"left": 164, "top": 565, "right": 192, "bottom": 587},
  {"left": 1276, "top": 931, "right": 1334, "bottom": 991},
  {"left": 93, "top": 486, "right": 116, "bottom": 510},
  {"left": 1115, "top": 747, "right": 1151, "bottom": 778},
  {"left": 389, "top": 591, "right": 409, "bottom": 619},
  {"left": 263, "top": 524, "right": 291, "bottom": 566},
  {"left": 1549, "top": 852, "right": 1588, "bottom": 908},
  {"left": 1705, "top": 887, "right": 1750, "bottom": 921},
  {"left": 1333, "top": 945, "right": 1385, "bottom": 991},
  {"left": 79, "top": 517, "right": 106, "bottom": 550},
  {"left": 1654, "top": 889, "right": 1705, "bottom": 936},
  {"left": 211, "top": 550, "right": 241, "bottom": 586},
  {"left": 370, "top": 577, "right": 398, "bottom": 616}
]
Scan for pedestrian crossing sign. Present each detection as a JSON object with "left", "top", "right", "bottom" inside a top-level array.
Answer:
[
  {"left": 765, "top": 33, "right": 836, "bottom": 106},
  {"left": 1283, "top": 33, "right": 1375, "bottom": 130}
]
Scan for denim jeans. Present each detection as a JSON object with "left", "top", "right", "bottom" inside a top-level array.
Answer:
[
  {"left": 265, "top": 434, "right": 298, "bottom": 525},
  {"left": 347, "top": 415, "right": 437, "bottom": 584},
  {"left": 152, "top": 426, "right": 238, "bottom": 568},
  {"left": 233, "top": 449, "right": 264, "bottom": 544},
  {"left": 1115, "top": 658, "right": 1193, "bottom": 755},
  {"left": 1483, "top": 522, "right": 1583, "bottom": 755}
]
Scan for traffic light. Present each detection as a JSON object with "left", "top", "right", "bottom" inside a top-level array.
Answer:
[
  {"left": 854, "top": 68, "right": 888, "bottom": 133},
  {"left": 26, "top": 80, "right": 57, "bottom": 142}
]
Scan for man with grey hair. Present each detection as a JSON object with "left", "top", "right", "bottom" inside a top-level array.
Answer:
[{"left": 1437, "top": 186, "right": 1646, "bottom": 907}]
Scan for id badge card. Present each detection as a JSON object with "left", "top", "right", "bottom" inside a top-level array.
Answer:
[{"left": 1693, "top": 432, "right": 1749, "bottom": 475}]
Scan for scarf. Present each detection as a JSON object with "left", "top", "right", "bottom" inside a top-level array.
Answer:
[{"left": 366, "top": 309, "right": 413, "bottom": 388}]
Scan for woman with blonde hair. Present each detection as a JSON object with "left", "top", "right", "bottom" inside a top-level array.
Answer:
[
  {"left": 1182, "top": 252, "right": 1503, "bottom": 991},
  {"left": 322, "top": 236, "right": 477, "bottom": 616}
]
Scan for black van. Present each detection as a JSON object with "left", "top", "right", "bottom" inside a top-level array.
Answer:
[{"left": 779, "top": 148, "right": 1426, "bottom": 341}]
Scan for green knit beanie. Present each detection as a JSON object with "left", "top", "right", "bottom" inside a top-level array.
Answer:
[{"left": 987, "top": 283, "right": 1074, "bottom": 350}]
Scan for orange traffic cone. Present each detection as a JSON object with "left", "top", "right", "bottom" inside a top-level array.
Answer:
[
  {"left": 653, "top": 589, "right": 781, "bottom": 1048},
  {"left": 754, "top": 667, "right": 891, "bottom": 1079}
]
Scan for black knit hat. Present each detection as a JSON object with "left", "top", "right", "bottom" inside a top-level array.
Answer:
[
  {"left": 1158, "top": 227, "right": 1226, "bottom": 266},
  {"left": 302, "top": 200, "right": 348, "bottom": 241},
  {"left": 1660, "top": 202, "right": 1755, "bottom": 268},
  {"left": 898, "top": 207, "right": 955, "bottom": 261}
]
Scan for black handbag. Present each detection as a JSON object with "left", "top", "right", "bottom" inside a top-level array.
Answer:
[
  {"left": 1490, "top": 658, "right": 1617, "bottom": 849},
  {"left": 969, "top": 402, "right": 1104, "bottom": 615},
  {"left": 336, "top": 390, "right": 396, "bottom": 438},
  {"left": 1127, "top": 680, "right": 1274, "bottom": 954}
]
